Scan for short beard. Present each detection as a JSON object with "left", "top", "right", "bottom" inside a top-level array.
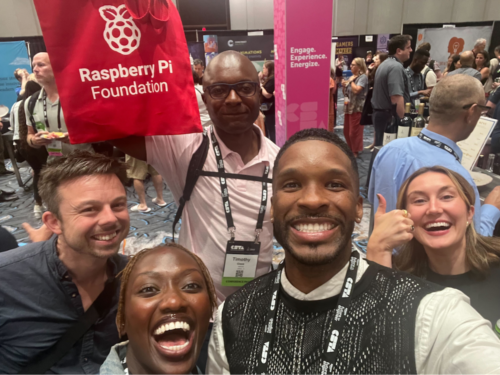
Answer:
[{"left": 274, "top": 215, "right": 355, "bottom": 266}]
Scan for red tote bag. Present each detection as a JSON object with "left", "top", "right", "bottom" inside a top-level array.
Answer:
[{"left": 33, "top": 0, "right": 202, "bottom": 144}]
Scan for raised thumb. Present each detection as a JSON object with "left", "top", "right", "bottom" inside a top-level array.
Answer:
[{"left": 375, "top": 194, "right": 387, "bottom": 217}]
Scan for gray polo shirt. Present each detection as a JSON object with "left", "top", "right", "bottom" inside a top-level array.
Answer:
[
  {"left": 25, "top": 88, "right": 94, "bottom": 155},
  {"left": 371, "top": 56, "right": 406, "bottom": 110},
  {"left": 446, "top": 67, "right": 482, "bottom": 80}
]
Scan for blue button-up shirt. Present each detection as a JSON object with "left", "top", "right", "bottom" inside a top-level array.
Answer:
[
  {"left": 0, "top": 236, "right": 128, "bottom": 374},
  {"left": 368, "top": 128, "right": 500, "bottom": 236}
]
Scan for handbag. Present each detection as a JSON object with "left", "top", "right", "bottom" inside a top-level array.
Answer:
[{"left": 33, "top": 0, "right": 202, "bottom": 144}]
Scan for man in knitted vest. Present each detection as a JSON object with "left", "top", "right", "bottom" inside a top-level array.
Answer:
[{"left": 207, "top": 128, "right": 500, "bottom": 374}]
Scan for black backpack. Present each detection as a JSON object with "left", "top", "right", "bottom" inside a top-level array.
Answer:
[{"left": 27, "top": 90, "right": 41, "bottom": 132}]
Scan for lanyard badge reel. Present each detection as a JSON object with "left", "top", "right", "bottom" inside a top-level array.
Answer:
[{"left": 209, "top": 127, "right": 269, "bottom": 287}]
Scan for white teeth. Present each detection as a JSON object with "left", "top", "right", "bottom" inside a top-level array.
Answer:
[
  {"left": 160, "top": 341, "right": 189, "bottom": 351},
  {"left": 153, "top": 321, "right": 191, "bottom": 336},
  {"left": 294, "top": 223, "right": 334, "bottom": 233},
  {"left": 425, "top": 222, "right": 451, "bottom": 229},
  {"left": 93, "top": 232, "right": 117, "bottom": 241}
]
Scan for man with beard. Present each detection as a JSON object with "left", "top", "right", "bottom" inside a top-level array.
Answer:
[
  {"left": 0, "top": 152, "right": 130, "bottom": 374},
  {"left": 207, "top": 128, "right": 500, "bottom": 374}
]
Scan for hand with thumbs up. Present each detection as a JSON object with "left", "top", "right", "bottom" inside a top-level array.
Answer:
[
  {"left": 366, "top": 194, "right": 414, "bottom": 267},
  {"left": 22, "top": 223, "right": 53, "bottom": 243}
]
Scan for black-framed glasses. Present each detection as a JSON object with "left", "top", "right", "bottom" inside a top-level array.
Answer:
[
  {"left": 205, "top": 81, "right": 259, "bottom": 100},
  {"left": 463, "top": 103, "right": 491, "bottom": 115}
]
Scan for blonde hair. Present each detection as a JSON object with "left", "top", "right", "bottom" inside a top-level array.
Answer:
[
  {"left": 394, "top": 166, "right": 500, "bottom": 278},
  {"left": 352, "top": 57, "right": 367, "bottom": 75},
  {"left": 116, "top": 244, "right": 218, "bottom": 337}
]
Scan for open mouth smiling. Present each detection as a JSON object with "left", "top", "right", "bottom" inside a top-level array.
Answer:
[{"left": 151, "top": 318, "right": 195, "bottom": 359}]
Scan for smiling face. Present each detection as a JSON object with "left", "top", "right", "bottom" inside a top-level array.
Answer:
[
  {"left": 123, "top": 247, "right": 212, "bottom": 374},
  {"left": 271, "top": 140, "right": 363, "bottom": 266},
  {"left": 398, "top": 40, "right": 413, "bottom": 62},
  {"left": 47, "top": 174, "right": 130, "bottom": 258},
  {"left": 203, "top": 52, "right": 260, "bottom": 136},
  {"left": 373, "top": 54, "right": 380, "bottom": 66},
  {"left": 405, "top": 172, "right": 474, "bottom": 254}
]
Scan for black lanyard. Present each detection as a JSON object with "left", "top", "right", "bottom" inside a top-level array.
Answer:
[
  {"left": 209, "top": 127, "right": 269, "bottom": 242},
  {"left": 417, "top": 132, "right": 460, "bottom": 162},
  {"left": 255, "top": 251, "right": 360, "bottom": 374},
  {"left": 42, "top": 90, "right": 62, "bottom": 131}
]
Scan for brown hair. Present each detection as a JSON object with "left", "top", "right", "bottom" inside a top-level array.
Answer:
[
  {"left": 263, "top": 60, "right": 275, "bottom": 85},
  {"left": 369, "top": 52, "right": 388, "bottom": 83},
  {"left": 38, "top": 151, "right": 128, "bottom": 218},
  {"left": 394, "top": 166, "right": 500, "bottom": 278},
  {"left": 116, "top": 244, "right": 218, "bottom": 336}
]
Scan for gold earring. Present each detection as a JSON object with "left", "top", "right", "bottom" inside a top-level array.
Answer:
[{"left": 466, "top": 221, "right": 469, "bottom": 226}]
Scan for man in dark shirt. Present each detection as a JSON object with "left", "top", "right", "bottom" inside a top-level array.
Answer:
[
  {"left": 371, "top": 35, "right": 412, "bottom": 146},
  {"left": 486, "top": 87, "right": 500, "bottom": 154},
  {"left": 0, "top": 151, "right": 130, "bottom": 374},
  {"left": 404, "top": 49, "right": 432, "bottom": 109}
]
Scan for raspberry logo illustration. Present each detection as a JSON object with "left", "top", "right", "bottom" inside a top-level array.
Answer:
[{"left": 99, "top": 5, "right": 141, "bottom": 56}]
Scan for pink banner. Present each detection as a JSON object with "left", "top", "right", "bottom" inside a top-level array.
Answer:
[{"left": 274, "top": 0, "right": 334, "bottom": 146}]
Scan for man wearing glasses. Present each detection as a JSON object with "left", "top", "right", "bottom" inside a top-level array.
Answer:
[
  {"left": 369, "top": 74, "right": 500, "bottom": 236},
  {"left": 111, "top": 51, "right": 280, "bottom": 368}
]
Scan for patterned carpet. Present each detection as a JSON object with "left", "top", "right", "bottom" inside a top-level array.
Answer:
[{"left": 0, "top": 91, "right": 375, "bottom": 257}]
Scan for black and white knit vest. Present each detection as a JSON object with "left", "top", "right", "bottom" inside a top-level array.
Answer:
[{"left": 222, "top": 260, "right": 443, "bottom": 374}]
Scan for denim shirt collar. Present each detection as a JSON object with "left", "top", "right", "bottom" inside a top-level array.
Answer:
[{"left": 421, "top": 128, "right": 463, "bottom": 162}]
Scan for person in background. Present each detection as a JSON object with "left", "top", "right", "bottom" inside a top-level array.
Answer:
[
  {"left": 446, "top": 51, "right": 481, "bottom": 80},
  {"left": 13, "top": 68, "right": 29, "bottom": 99},
  {"left": 472, "top": 38, "right": 487, "bottom": 57},
  {"left": 100, "top": 244, "right": 217, "bottom": 375},
  {"left": 371, "top": 34, "right": 413, "bottom": 146},
  {"left": 342, "top": 57, "right": 368, "bottom": 157},
  {"left": 485, "top": 56, "right": 499, "bottom": 96},
  {"left": 362, "top": 52, "right": 388, "bottom": 150},
  {"left": 418, "top": 42, "right": 442, "bottom": 81},
  {"left": 25, "top": 53, "right": 94, "bottom": 156},
  {"left": 261, "top": 61, "right": 275, "bottom": 143},
  {"left": 0, "top": 152, "right": 130, "bottom": 373},
  {"left": 443, "top": 54, "right": 460, "bottom": 76},
  {"left": 368, "top": 166, "right": 500, "bottom": 328},
  {"left": 484, "top": 85, "right": 500, "bottom": 154},
  {"left": 208, "top": 128, "right": 500, "bottom": 374},
  {"left": 126, "top": 155, "right": 166, "bottom": 213},
  {"left": 192, "top": 69, "right": 213, "bottom": 128},
  {"left": 365, "top": 50, "right": 373, "bottom": 66},
  {"left": 328, "top": 68, "right": 336, "bottom": 132},
  {"left": 193, "top": 59, "right": 205, "bottom": 86},
  {"left": 369, "top": 74, "right": 500, "bottom": 237},
  {"left": 404, "top": 49, "right": 432, "bottom": 108},
  {"left": 17, "top": 80, "right": 48, "bottom": 219},
  {"left": 475, "top": 50, "right": 491, "bottom": 85}
]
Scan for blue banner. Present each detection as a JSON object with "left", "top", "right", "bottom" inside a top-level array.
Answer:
[{"left": 0, "top": 41, "right": 31, "bottom": 109}]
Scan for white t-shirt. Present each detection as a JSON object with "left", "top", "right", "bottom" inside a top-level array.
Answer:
[
  {"left": 207, "top": 252, "right": 500, "bottom": 374},
  {"left": 10, "top": 101, "right": 21, "bottom": 141},
  {"left": 194, "top": 85, "right": 213, "bottom": 128},
  {"left": 422, "top": 66, "right": 437, "bottom": 88}
]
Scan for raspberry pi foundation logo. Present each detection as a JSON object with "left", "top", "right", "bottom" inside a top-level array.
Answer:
[{"left": 99, "top": 5, "right": 141, "bottom": 56}]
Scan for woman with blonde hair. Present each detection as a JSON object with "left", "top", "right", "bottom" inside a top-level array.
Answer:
[
  {"left": 367, "top": 166, "right": 500, "bottom": 327},
  {"left": 341, "top": 57, "right": 368, "bottom": 157}
]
